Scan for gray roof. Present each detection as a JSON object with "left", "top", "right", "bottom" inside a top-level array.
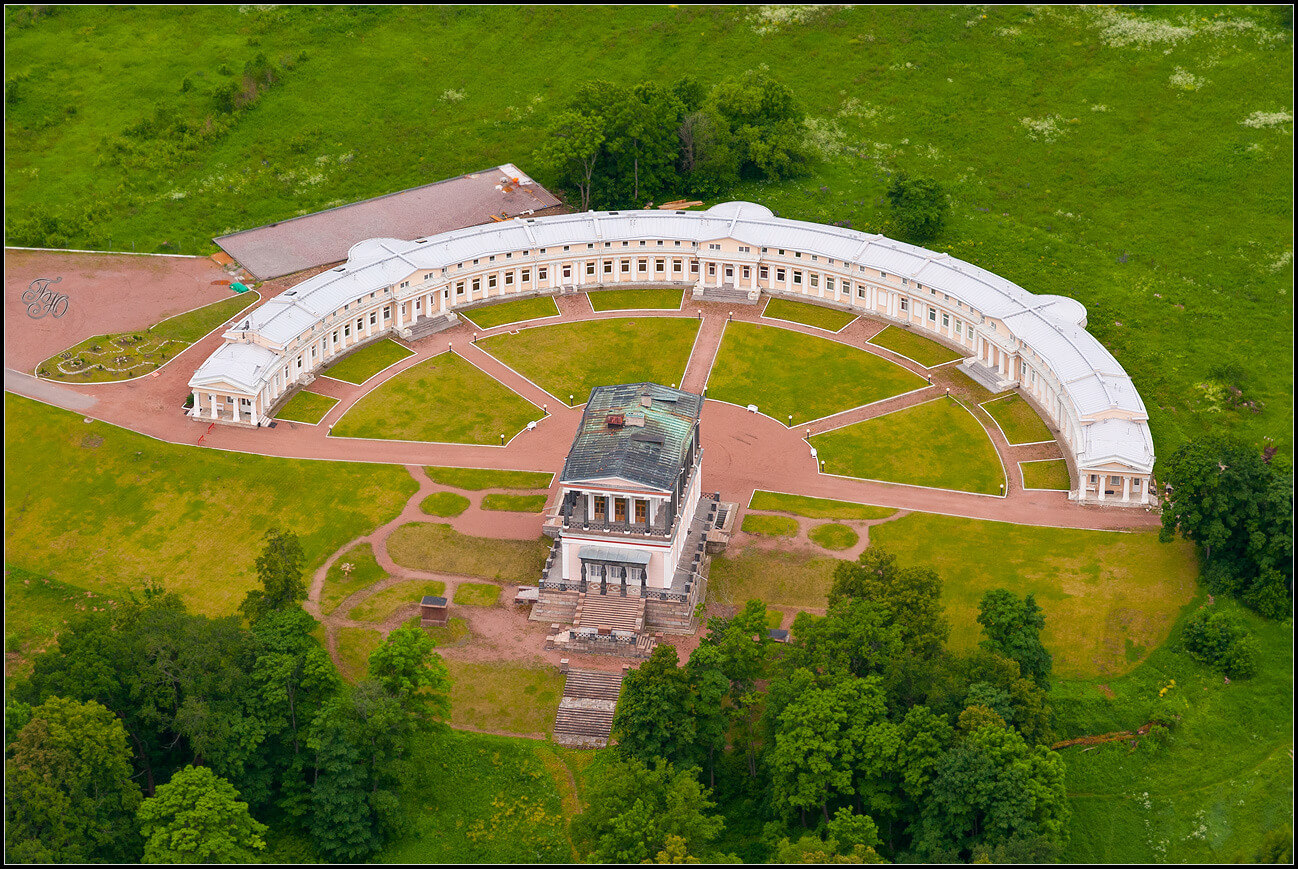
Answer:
[{"left": 560, "top": 383, "right": 702, "bottom": 492}]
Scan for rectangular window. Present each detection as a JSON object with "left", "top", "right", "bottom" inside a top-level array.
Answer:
[
  {"left": 586, "top": 262, "right": 595, "bottom": 276},
  {"left": 826, "top": 277, "right": 834, "bottom": 291},
  {"left": 472, "top": 278, "right": 480, "bottom": 293},
  {"left": 369, "top": 312, "right": 377, "bottom": 325},
  {"left": 690, "top": 261, "right": 700, "bottom": 274},
  {"left": 505, "top": 272, "right": 514, "bottom": 285},
  {"left": 673, "top": 260, "right": 683, "bottom": 273},
  {"left": 614, "top": 499, "right": 628, "bottom": 522},
  {"left": 562, "top": 266, "right": 572, "bottom": 279},
  {"left": 742, "top": 266, "right": 750, "bottom": 279},
  {"left": 776, "top": 269, "right": 786, "bottom": 281},
  {"left": 538, "top": 267, "right": 548, "bottom": 280},
  {"left": 942, "top": 313, "right": 950, "bottom": 327},
  {"left": 708, "top": 263, "right": 716, "bottom": 276},
  {"left": 900, "top": 298, "right": 909, "bottom": 312},
  {"left": 928, "top": 307, "right": 937, "bottom": 322},
  {"left": 383, "top": 307, "right": 391, "bottom": 320},
  {"left": 621, "top": 260, "right": 631, "bottom": 273},
  {"left": 655, "top": 259, "right": 665, "bottom": 272},
  {"left": 488, "top": 275, "right": 497, "bottom": 288},
  {"left": 638, "top": 259, "right": 648, "bottom": 272},
  {"left": 604, "top": 261, "right": 613, "bottom": 274},
  {"left": 856, "top": 285, "right": 866, "bottom": 298},
  {"left": 521, "top": 269, "right": 531, "bottom": 282},
  {"left": 593, "top": 498, "right": 606, "bottom": 518},
  {"left": 635, "top": 501, "right": 647, "bottom": 523},
  {"left": 759, "top": 266, "right": 769, "bottom": 280},
  {"left": 793, "top": 271, "right": 803, "bottom": 285},
  {"left": 810, "top": 274, "right": 819, "bottom": 288}
]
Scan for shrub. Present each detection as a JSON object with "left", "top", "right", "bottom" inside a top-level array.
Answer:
[{"left": 1181, "top": 607, "right": 1260, "bottom": 679}]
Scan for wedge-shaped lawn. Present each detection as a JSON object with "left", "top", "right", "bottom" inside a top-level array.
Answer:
[
  {"left": 320, "top": 337, "right": 414, "bottom": 385},
  {"left": 709, "top": 548, "right": 840, "bottom": 613},
  {"left": 811, "top": 396, "right": 1004, "bottom": 494},
  {"left": 1021, "top": 459, "right": 1071, "bottom": 491},
  {"left": 708, "top": 322, "right": 926, "bottom": 424},
  {"left": 461, "top": 295, "right": 559, "bottom": 329},
  {"left": 867, "top": 324, "right": 963, "bottom": 368},
  {"left": 763, "top": 297, "right": 856, "bottom": 331},
  {"left": 588, "top": 287, "right": 683, "bottom": 311},
  {"left": 274, "top": 390, "right": 338, "bottom": 424},
  {"left": 333, "top": 351, "right": 540, "bottom": 444},
  {"left": 478, "top": 318, "right": 700, "bottom": 405},
  {"left": 982, "top": 393, "right": 1054, "bottom": 444}
]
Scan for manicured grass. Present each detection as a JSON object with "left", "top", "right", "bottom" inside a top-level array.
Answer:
[
  {"left": 321, "top": 543, "right": 388, "bottom": 616},
  {"left": 867, "top": 325, "right": 964, "bottom": 368},
  {"left": 320, "top": 338, "right": 414, "bottom": 385},
  {"left": 740, "top": 514, "right": 798, "bottom": 537},
  {"left": 708, "top": 548, "right": 840, "bottom": 613},
  {"left": 811, "top": 396, "right": 1005, "bottom": 494},
  {"left": 386, "top": 522, "right": 550, "bottom": 583},
  {"left": 763, "top": 296, "right": 856, "bottom": 331},
  {"left": 588, "top": 287, "right": 684, "bottom": 310},
  {"left": 335, "top": 626, "right": 383, "bottom": 683},
  {"left": 981, "top": 393, "right": 1055, "bottom": 444},
  {"left": 869, "top": 511, "right": 1200, "bottom": 678},
  {"left": 481, "top": 493, "right": 548, "bottom": 513},
  {"left": 461, "top": 295, "right": 560, "bottom": 329},
  {"left": 423, "top": 615, "right": 470, "bottom": 648},
  {"left": 332, "top": 351, "right": 541, "bottom": 443},
  {"left": 36, "top": 292, "right": 261, "bottom": 383},
  {"left": 3, "top": 565, "right": 113, "bottom": 670},
  {"left": 708, "top": 321, "right": 927, "bottom": 424},
  {"left": 748, "top": 490, "right": 896, "bottom": 521},
  {"left": 377, "top": 730, "right": 572, "bottom": 863},
  {"left": 477, "top": 318, "right": 700, "bottom": 405},
  {"left": 421, "top": 491, "right": 471, "bottom": 517},
  {"left": 1055, "top": 600, "right": 1293, "bottom": 863},
  {"left": 444, "top": 659, "right": 564, "bottom": 736},
  {"left": 1021, "top": 458, "right": 1072, "bottom": 491},
  {"left": 453, "top": 582, "right": 501, "bottom": 607},
  {"left": 423, "top": 466, "right": 553, "bottom": 490},
  {"left": 3, "top": 395, "right": 416, "bottom": 624},
  {"left": 274, "top": 389, "right": 338, "bottom": 424},
  {"left": 808, "top": 522, "right": 859, "bottom": 550},
  {"left": 350, "top": 580, "right": 446, "bottom": 623}
]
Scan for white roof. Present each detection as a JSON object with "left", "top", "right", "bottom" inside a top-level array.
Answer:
[{"left": 190, "top": 342, "right": 280, "bottom": 393}]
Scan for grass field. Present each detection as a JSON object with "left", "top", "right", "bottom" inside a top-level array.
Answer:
[
  {"left": 707, "top": 321, "right": 927, "bottom": 423},
  {"left": 274, "top": 389, "right": 338, "bottom": 424},
  {"left": 386, "top": 523, "right": 550, "bottom": 582},
  {"left": 808, "top": 523, "right": 859, "bottom": 550},
  {"left": 1055, "top": 599, "right": 1293, "bottom": 863},
  {"left": 870, "top": 512, "right": 1200, "bottom": 678},
  {"left": 867, "top": 325, "right": 964, "bottom": 368},
  {"left": 461, "top": 295, "right": 560, "bottom": 329},
  {"left": 444, "top": 659, "right": 564, "bottom": 736},
  {"left": 335, "top": 626, "right": 384, "bottom": 683},
  {"left": 762, "top": 297, "right": 857, "bottom": 331},
  {"left": 423, "top": 466, "right": 553, "bottom": 490},
  {"left": 421, "top": 491, "right": 471, "bottom": 517},
  {"left": 321, "top": 542, "right": 388, "bottom": 616},
  {"left": 3, "top": 395, "right": 416, "bottom": 630},
  {"left": 740, "top": 514, "right": 798, "bottom": 537},
  {"left": 1021, "top": 458, "right": 1072, "bottom": 490},
  {"left": 811, "top": 397, "right": 1006, "bottom": 493},
  {"left": 481, "top": 493, "right": 548, "bottom": 513},
  {"left": 350, "top": 579, "right": 445, "bottom": 623},
  {"left": 453, "top": 582, "right": 501, "bottom": 607},
  {"left": 320, "top": 338, "right": 414, "bottom": 385},
  {"left": 477, "top": 318, "right": 700, "bottom": 405},
  {"left": 332, "top": 351, "right": 540, "bottom": 443},
  {"left": 36, "top": 292, "right": 260, "bottom": 383},
  {"left": 708, "top": 548, "right": 840, "bottom": 612},
  {"left": 588, "top": 287, "right": 684, "bottom": 311},
  {"left": 748, "top": 490, "right": 896, "bottom": 521},
  {"left": 4, "top": 6, "right": 1290, "bottom": 461},
  {"left": 981, "top": 393, "right": 1055, "bottom": 444}
]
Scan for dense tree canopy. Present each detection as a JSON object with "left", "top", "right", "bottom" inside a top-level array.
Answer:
[
  {"left": 885, "top": 173, "right": 949, "bottom": 243},
  {"left": 977, "top": 589, "right": 1053, "bottom": 689},
  {"left": 136, "top": 765, "right": 268, "bottom": 864},
  {"left": 240, "top": 528, "right": 307, "bottom": 623}
]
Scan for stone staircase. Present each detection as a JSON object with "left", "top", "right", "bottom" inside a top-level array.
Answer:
[
  {"left": 692, "top": 283, "right": 759, "bottom": 305},
  {"left": 401, "top": 312, "right": 458, "bottom": 342},
  {"left": 553, "top": 669, "right": 624, "bottom": 749},
  {"left": 530, "top": 589, "right": 579, "bottom": 625},
  {"left": 573, "top": 592, "right": 646, "bottom": 633}
]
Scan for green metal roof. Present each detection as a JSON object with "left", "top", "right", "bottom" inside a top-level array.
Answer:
[{"left": 560, "top": 383, "right": 702, "bottom": 491}]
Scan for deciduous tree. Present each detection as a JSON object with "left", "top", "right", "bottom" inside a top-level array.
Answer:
[{"left": 137, "top": 765, "right": 268, "bottom": 864}]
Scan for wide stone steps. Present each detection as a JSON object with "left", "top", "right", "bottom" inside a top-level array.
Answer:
[
  {"left": 695, "top": 284, "right": 759, "bottom": 305},
  {"left": 553, "top": 669, "right": 624, "bottom": 748},
  {"left": 563, "top": 668, "right": 625, "bottom": 702},
  {"left": 573, "top": 592, "right": 645, "bottom": 633}
]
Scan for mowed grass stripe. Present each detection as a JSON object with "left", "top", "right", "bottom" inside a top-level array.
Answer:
[
  {"left": 811, "top": 396, "right": 1004, "bottom": 494},
  {"left": 867, "top": 325, "right": 964, "bottom": 368},
  {"left": 1021, "top": 459, "right": 1071, "bottom": 491},
  {"left": 763, "top": 297, "right": 856, "bottom": 331},
  {"left": 982, "top": 393, "right": 1055, "bottom": 444},
  {"left": 321, "top": 338, "right": 414, "bottom": 385},
  {"left": 588, "top": 287, "right": 684, "bottom": 310},
  {"left": 461, "top": 295, "right": 560, "bottom": 329},
  {"left": 478, "top": 317, "right": 700, "bottom": 406},
  {"left": 275, "top": 390, "right": 338, "bottom": 424},
  {"left": 708, "top": 321, "right": 927, "bottom": 424},
  {"left": 332, "top": 351, "right": 539, "bottom": 444},
  {"left": 748, "top": 491, "right": 895, "bottom": 521},
  {"left": 423, "top": 466, "right": 553, "bottom": 490}
]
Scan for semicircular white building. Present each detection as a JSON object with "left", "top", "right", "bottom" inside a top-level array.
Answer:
[{"left": 190, "top": 202, "right": 1155, "bottom": 506}]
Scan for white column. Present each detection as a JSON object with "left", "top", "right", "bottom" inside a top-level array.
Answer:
[
  {"left": 248, "top": 398, "right": 260, "bottom": 427},
  {"left": 232, "top": 397, "right": 241, "bottom": 423},
  {"left": 210, "top": 393, "right": 218, "bottom": 419},
  {"left": 1122, "top": 476, "right": 1131, "bottom": 502},
  {"left": 191, "top": 391, "right": 200, "bottom": 415},
  {"left": 606, "top": 495, "right": 614, "bottom": 523},
  {"left": 1098, "top": 476, "right": 1106, "bottom": 501}
]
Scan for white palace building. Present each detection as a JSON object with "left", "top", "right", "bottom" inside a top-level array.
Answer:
[{"left": 189, "top": 201, "right": 1156, "bottom": 506}]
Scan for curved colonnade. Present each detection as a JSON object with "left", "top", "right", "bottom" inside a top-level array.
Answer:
[{"left": 189, "top": 201, "right": 1154, "bottom": 506}]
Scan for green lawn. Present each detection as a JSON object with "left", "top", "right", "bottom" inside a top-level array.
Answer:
[
  {"left": 867, "top": 325, "right": 964, "bottom": 368},
  {"left": 481, "top": 493, "right": 548, "bottom": 512},
  {"left": 870, "top": 511, "right": 1200, "bottom": 678},
  {"left": 748, "top": 490, "right": 896, "bottom": 521},
  {"left": 321, "top": 542, "right": 389, "bottom": 616},
  {"left": 478, "top": 317, "right": 700, "bottom": 405},
  {"left": 332, "top": 351, "right": 541, "bottom": 443},
  {"left": 422, "top": 615, "right": 470, "bottom": 648},
  {"left": 4, "top": 565, "right": 113, "bottom": 667},
  {"left": 1021, "top": 458, "right": 1072, "bottom": 491},
  {"left": 453, "top": 581, "right": 502, "bottom": 607},
  {"left": 444, "top": 660, "right": 564, "bottom": 735},
  {"left": 423, "top": 466, "right": 554, "bottom": 490},
  {"left": 1055, "top": 600, "right": 1293, "bottom": 863},
  {"left": 36, "top": 292, "right": 260, "bottom": 383},
  {"left": 812, "top": 397, "right": 1006, "bottom": 493},
  {"left": 981, "top": 393, "right": 1055, "bottom": 444},
  {"left": 461, "top": 295, "right": 560, "bottom": 329},
  {"left": 377, "top": 730, "right": 573, "bottom": 864},
  {"left": 3, "top": 395, "right": 416, "bottom": 627},
  {"left": 335, "top": 626, "right": 384, "bottom": 683},
  {"left": 740, "top": 514, "right": 798, "bottom": 537},
  {"left": 763, "top": 296, "right": 856, "bottom": 331},
  {"left": 320, "top": 338, "right": 414, "bottom": 385},
  {"left": 350, "top": 579, "right": 446, "bottom": 623},
  {"left": 420, "top": 491, "right": 471, "bottom": 517},
  {"left": 708, "top": 548, "right": 840, "bottom": 613},
  {"left": 386, "top": 523, "right": 550, "bottom": 583},
  {"left": 588, "top": 287, "right": 684, "bottom": 310},
  {"left": 808, "top": 522, "right": 859, "bottom": 550},
  {"left": 274, "top": 389, "right": 338, "bottom": 424},
  {"left": 708, "top": 321, "right": 927, "bottom": 424}
]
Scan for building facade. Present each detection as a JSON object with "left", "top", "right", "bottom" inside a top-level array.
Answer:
[{"left": 189, "top": 201, "right": 1155, "bottom": 506}]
